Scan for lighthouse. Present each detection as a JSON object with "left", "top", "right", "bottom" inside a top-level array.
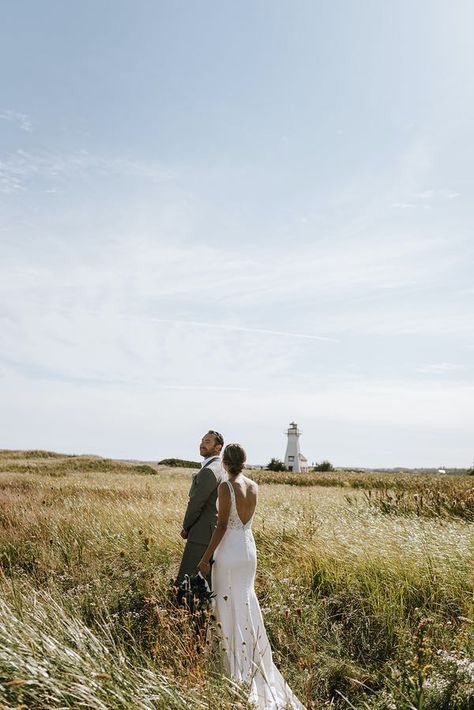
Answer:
[{"left": 284, "top": 422, "right": 308, "bottom": 472}]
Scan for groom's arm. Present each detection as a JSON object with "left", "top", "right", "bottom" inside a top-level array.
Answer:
[
  {"left": 182, "top": 467, "right": 218, "bottom": 532},
  {"left": 199, "top": 483, "right": 231, "bottom": 566}
]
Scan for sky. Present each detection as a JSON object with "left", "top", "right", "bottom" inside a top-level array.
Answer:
[{"left": 1, "top": 1, "right": 473, "bottom": 467}]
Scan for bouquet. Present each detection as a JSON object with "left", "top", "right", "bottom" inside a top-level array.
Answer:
[{"left": 177, "top": 572, "right": 215, "bottom": 613}]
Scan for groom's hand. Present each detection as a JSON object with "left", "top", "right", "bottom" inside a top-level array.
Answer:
[{"left": 180, "top": 528, "right": 188, "bottom": 539}]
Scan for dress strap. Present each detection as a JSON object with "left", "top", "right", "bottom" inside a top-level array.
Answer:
[{"left": 225, "top": 479, "right": 235, "bottom": 502}]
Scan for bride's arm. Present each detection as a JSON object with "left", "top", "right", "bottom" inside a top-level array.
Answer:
[{"left": 198, "top": 483, "right": 231, "bottom": 575}]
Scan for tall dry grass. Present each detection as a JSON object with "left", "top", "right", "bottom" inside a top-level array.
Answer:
[{"left": 0, "top": 450, "right": 473, "bottom": 709}]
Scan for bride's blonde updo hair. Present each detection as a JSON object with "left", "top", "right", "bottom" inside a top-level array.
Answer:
[{"left": 223, "top": 443, "right": 246, "bottom": 476}]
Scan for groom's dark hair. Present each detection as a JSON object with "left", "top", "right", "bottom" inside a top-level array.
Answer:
[{"left": 208, "top": 430, "right": 224, "bottom": 448}]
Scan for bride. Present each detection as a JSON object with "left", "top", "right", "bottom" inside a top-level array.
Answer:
[{"left": 198, "top": 443, "right": 307, "bottom": 710}]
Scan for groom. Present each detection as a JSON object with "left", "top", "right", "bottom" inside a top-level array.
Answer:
[{"left": 176, "top": 430, "right": 225, "bottom": 588}]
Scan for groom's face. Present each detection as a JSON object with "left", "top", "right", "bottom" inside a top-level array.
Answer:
[{"left": 200, "top": 433, "right": 221, "bottom": 458}]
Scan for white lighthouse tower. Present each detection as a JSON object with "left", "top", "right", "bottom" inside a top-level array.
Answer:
[{"left": 284, "top": 422, "right": 308, "bottom": 472}]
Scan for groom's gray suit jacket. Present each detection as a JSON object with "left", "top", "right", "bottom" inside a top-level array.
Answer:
[{"left": 182, "top": 456, "right": 225, "bottom": 544}]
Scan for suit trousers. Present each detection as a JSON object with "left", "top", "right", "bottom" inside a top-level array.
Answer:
[{"left": 177, "top": 540, "right": 212, "bottom": 588}]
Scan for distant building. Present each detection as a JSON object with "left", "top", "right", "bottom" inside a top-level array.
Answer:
[{"left": 284, "top": 422, "right": 309, "bottom": 472}]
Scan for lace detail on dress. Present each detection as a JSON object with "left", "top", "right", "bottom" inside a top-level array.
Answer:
[{"left": 225, "top": 480, "right": 253, "bottom": 530}]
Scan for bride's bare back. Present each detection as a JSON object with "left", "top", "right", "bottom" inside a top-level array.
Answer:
[{"left": 228, "top": 475, "right": 258, "bottom": 525}]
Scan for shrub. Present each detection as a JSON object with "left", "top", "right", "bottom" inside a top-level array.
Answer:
[
  {"left": 130, "top": 464, "right": 158, "bottom": 475},
  {"left": 266, "top": 458, "right": 287, "bottom": 472},
  {"left": 158, "top": 458, "right": 200, "bottom": 469},
  {"left": 313, "top": 460, "right": 334, "bottom": 472}
]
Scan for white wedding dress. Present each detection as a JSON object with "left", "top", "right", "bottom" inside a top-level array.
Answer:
[{"left": 212, "top": 480, "right": 306, "bottom": 710}]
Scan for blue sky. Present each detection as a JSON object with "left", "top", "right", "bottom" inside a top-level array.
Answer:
[{"left": 1, "top": 1, "right": 473, "bottom": 467}]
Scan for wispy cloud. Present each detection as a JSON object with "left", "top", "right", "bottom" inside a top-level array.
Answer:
[
  {"left": 416, "top": 362, "right": 464, "bottom": 375},
  {"left": 392, "top": 188, "right": 462, "bottom": 210},
  {"left": 413, "top": 190, "right": 434, "bottom": 200},
  {"left": 412, "top": 188, "right": 462, "bottom": 203},
  {"left": 0, "top": 163, "right": 25, "bottom": 194},
  {"left": 391, "top": 201, "right": 416, "bottom": 209},
  {"left": 0, "top": 148, "right": 174, "bottom": 193},
  {"left": 319, "top": 308, "right": 474, "bottom": 337},
  {"left": 1, "top": 206, "right": 469, "bottom": 343},
  {"left": 0, "top": 109, "right": 32, "bottom": 132}
]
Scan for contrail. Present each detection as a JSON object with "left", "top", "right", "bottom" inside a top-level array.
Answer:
[
  {"left": 70, "top": 309, "right": 339, "bottom": 343},
  {"left": 144, "top": 317, "right": 339, "bottom": 343}
]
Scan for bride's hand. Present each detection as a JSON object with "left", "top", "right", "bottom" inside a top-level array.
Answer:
[{"left": 198, "top": 560, "right": 210, "bottom": 576}]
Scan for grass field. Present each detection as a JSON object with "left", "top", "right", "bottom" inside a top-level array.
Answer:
[{"left": 0, "top": 450, "right": 473, "bottom": 709}]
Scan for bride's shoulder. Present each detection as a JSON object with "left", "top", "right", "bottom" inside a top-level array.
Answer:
[{"left": 244, "top": 476, "right": 258, "bottom": 491}]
